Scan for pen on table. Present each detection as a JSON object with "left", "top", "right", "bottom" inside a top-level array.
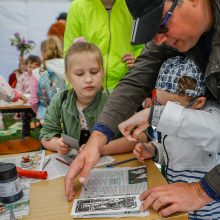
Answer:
[
  {"left": 42, "top": 158, "right": 51, "bottom": 170},
  {"left": 55, "top": 157, "right": 70, "bottom": 166},
  {"left": 106, "top": 157, "right": 137, "bottom": 167}
]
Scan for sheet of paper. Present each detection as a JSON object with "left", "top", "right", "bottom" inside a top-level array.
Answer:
[
  {"left": 42, "top": 153, "right": 115, "bottom": 181},
  {"left": 80, "top": 166, "right": 147, "bottom": 198},
  {"left": 71, "top": 194, "right": 149, "bottom": 218}
]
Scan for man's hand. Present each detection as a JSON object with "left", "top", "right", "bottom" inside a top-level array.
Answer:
[
  {"left": 118, "top": 108, "right": 151, "bottom": 141},
  {"left": 140, "top": 182, "right": 213, "bottom": 217},
  {"left": 122, "top": 53, "right": 135, "bottom": 68},
  {"left": 64, "top": 131, "right": 107, "bottom": 201}
]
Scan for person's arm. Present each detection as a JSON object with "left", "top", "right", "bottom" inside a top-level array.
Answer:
[
  {"left": 40, "top": 92, "right": 64, "bottom": 147},
  {"left": 29, "top": 72, "right": 39, "bottom": 113},
  {"left": 100, "top": 137, "right": 137, "bottom": 155},
  {"left": 64, "top": 43, "right": 179, "bottom": 201},
  {"left": 0, "top": 75, "right": 26, "bottom": 102},
  {"left": 41, "top": 137, "right": 71, "bottom": 154},
  {"left": 155, "top": 101, "right": 220, "bottom": 152},
  {"left": 15, "top": 74, "right": 24, "bottom": 93},
  {"left": 139, "top": 181, "right": 213, "bottom": 217},
  {"left": 139, "top": 164, "right": 220, "bottom": 217},
  {"left": 29, "top": 74, "right": 39, "bottom": 112},
  {"left": 201, "top": 164, "right": 220, "bottom": 201},
  {"left": 64, "top": 0, "right": 82, "bottom": 54},
  {"left": 97, "top": 42, "right": 179, "bottom": 136}
]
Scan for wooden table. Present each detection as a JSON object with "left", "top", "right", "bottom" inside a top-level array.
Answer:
[
  {"left": 23, "top": 153, "right": 188, "bottom": 220},
  {"left": 0, "top": 102, "right": 33, "bottom": 113},
  {"left": 0, "top": 138, "right": 41, "bottom": 155}
]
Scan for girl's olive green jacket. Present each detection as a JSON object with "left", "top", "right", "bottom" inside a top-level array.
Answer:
[{"left": 40, "top": 90, "right": 108, "bottom": 141}]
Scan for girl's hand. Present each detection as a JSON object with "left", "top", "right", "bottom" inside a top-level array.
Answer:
[
  {"left": 133, "top": 142, "right": 154, "bottom": 163},
  {"left": 118, "top": 108, "right": 151, "bottom": 141},
  {"left": 56, "top": 137, "right": 71, "bottom": 154}
]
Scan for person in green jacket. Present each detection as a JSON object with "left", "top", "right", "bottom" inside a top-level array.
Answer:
[
  {"left": 40, "top": 42, "right": 139, "bottom": 154},
  {"left": 64, "top": 0, "right": 144, "bottom": 92}
]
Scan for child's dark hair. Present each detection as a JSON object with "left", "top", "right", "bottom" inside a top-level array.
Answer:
[
  {"left": 65, "top": 42, "right": 103, "bottom": 79},
  {"left": 178, "top": 76, "right": 198, "bottom": 100},
  {"left": 26, "top": 55, "right": 41, "bottom": 66}
]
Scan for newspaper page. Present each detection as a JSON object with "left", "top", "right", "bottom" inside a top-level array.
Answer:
[
  {"left": 42, "top": 153, "right": 115, "bottom": 181},
  {"left": 80, "top": 166, "right": 147, "bottom": 198},
  {"left": 72, "top": 166, "right": 149, "bottom": 218},
  {"left": 0, "top": 182, "right": 30, "bottom": 220},
  {"left": 71, "top": 195, "right": 148, "bottom": 218},
  {"left": 0, "top": 150, "right": 45, "bottom": 183}
]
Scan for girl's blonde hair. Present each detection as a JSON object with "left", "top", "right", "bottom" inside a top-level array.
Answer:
[
  {"left": 40, "top": 36, "right": 63, "bottom": 73},
  {"left": 41, "top": 36, "right": 63, "bottom": 60},
  {"left": 64, "top": 42, "right": 103, "bottom": 80}
]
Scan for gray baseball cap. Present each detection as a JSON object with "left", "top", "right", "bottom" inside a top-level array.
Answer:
[{"left": 126, "top": 0, "right": 164, "bottom": 45}]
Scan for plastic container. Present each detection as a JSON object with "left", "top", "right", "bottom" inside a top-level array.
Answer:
[{"left": 0, "top": 163, "right": 23, "bottom": 204}]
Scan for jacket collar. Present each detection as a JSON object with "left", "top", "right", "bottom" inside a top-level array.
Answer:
[{"left": 67, "top": 90, "right": 103, "bottom": 118}]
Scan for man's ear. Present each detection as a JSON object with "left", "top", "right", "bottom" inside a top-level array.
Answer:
[{"left": 193, "top": 96, "right": 206, "bottom": 109}]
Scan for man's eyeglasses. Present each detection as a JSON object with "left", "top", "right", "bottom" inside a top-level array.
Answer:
[{"left": 158, "top": 0, "right": 179, "bottom": 34}]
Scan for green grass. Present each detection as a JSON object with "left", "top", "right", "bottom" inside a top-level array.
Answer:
[{"left": 0, "top": 113, "right": 40, "bottom": 143}]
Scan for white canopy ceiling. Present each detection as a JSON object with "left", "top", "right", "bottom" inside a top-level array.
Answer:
[{"left": 0, "top": 0, "right": 72, "bottom": 80}]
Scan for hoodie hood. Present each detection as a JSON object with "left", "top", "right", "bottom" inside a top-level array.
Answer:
[{"left": 45, "top": 58, "right": 65, "bottom": 80}]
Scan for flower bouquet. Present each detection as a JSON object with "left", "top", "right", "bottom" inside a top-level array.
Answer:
[{"left": 10, "top": 32, "right": 36, "bottom": 56}]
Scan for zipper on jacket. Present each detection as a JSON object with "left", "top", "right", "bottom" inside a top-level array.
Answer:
[{"left": 105, "top": 11, "right": 112, "bottom": 94}]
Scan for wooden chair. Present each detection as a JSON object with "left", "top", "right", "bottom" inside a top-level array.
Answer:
[{"left": 0, "top": 138, "right": 41, "bottom": 155}]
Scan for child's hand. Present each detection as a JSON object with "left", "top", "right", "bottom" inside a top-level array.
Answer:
[
  {"left": 56, "top": 137, "right": 71, "bottom": 154},
  {"left": 133, "top": 142, "right": 154, "bottom": 163},
  {"left": 19, "top": 94, "right": 28, "bottom": 103},
  {"left": 122, "top": 53, "right": 135, "bottom": 68}
]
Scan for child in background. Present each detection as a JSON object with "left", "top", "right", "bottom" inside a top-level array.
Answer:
[
  {"left": 40, "top": 42, "right": 139, "bottom": 154},
  {"left": 0, "top": 75, "right": 27, "bottom": 130},
  {"left": 14, "top": 55, "right": 41, "bottom": 137},
  {"left": 16, "top": 55, "right": 41, "bottom": 94},
  {"left": 30, "top": 36, "right": 65, "bottom": 122},
  {"left": 8, "top": 69, "right": 22, "bottom": 88},
  {"left": 0, "top": 75, "right": 27, "bottom": 103},
  {"left": 119, "top": 56, "right": 220, "bottom": 219}
]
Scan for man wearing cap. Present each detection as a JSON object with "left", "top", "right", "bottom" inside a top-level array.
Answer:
[
  {"left": 65, "top": 0, "right": 220, "bottom": 216},
  {"left": 118, "top": 55, "right": 220, "bottom": 219}
]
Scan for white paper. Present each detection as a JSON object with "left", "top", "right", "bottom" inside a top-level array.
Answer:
[
  {"left": 71, "top": 166, "right": 149, "bottom": 218},
  {"left": 80, "top": 166, "right": 147, "bottom": 198},
  {"left": 71, "top": 195, "right": 149, "bottom": 218},
  {"left": 42, "top": 153, "right": 115, "bottom": 181}
]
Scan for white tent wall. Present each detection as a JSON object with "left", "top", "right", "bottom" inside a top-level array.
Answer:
[{"left": 0, "top": 0, "right": 71, "bottom": 80}]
